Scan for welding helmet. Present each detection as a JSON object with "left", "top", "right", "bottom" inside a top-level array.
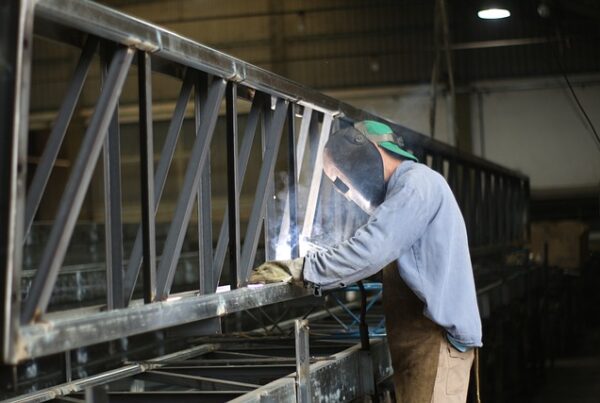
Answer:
[
  {"left": 323, "top": 126, "right": 386, "bottom": 214},
  {"left": 323, "top": 121, "right": 418, "bottom": 215}
]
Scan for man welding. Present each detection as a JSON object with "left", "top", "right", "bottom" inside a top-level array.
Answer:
[{"left": 250, "top": 120, "right": 481, "bottom": 403}]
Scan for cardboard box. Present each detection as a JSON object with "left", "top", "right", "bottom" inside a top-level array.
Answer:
[{"left": 530, "top": 220, "right": 590, "bottom": 271}]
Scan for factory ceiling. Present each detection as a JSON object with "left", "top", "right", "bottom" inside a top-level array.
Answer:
[
  {"left": 94, "top": 0, "right": 600, "bottom": 85},
  {"left": 30, "top": 0, "right": 600, "bottom": 114}
]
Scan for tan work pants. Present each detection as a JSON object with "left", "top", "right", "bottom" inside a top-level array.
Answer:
[
  {"left": 432, "top": 337, "right": 474, "bottom": 402},
  {"left": 383, "top": 264, "right": 474, "bottom": 403}
]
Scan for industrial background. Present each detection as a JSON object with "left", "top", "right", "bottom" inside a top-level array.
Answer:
[{"left": 1, "top": 0, "right": 599, "bottom": 402}]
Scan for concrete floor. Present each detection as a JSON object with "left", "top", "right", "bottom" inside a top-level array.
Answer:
[{"left": 532, "top": 327, "right": 600, "bottom": 403}]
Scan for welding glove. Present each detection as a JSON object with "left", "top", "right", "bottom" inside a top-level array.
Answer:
[{"left": 249, "top": 258, "right": 305, "bottom": 285}]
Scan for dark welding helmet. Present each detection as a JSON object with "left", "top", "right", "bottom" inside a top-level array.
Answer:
[
  {"left": 322, "top": 126, "right": 386, "bottom": 214},
  {"left": 323, "top": 121, "right": 418, "bottom": 214}
]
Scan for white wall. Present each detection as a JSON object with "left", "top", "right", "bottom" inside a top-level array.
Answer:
[
  {"left": 330, "top": 74, "right": 600, "bottom": 191},
  {"left": 328, "top": 85, "right": 455, "bottom": 146},
  {"left": 471, "top": 76, "right": 600, "bottom": 191}
]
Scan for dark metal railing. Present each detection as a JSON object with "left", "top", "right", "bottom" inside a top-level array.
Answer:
[{"left": 1, "top": 0, "right": 528, "bottom": 364}]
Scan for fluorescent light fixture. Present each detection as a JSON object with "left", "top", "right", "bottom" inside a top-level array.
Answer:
[{"left": 478, "top": 8, "right": 511, "bottom": 19}]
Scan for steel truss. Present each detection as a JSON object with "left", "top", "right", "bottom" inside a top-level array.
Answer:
[
  {"left": 3, "top": 267, "right": 539, "bottom": 402},
  {"left": 1, "top": 0, "right": 529, "bottom": 368},
  {"left": 4, "top": 299, "right": 392, "bottom": 403}
]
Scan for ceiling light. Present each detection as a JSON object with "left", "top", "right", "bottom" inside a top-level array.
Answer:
[{"left": 478, "top": 8, "right": 511, "bottom": 19}]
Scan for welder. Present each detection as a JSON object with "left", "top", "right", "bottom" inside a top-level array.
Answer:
[{"left": 250, "top": 120, "right": 481, "bottom": 403}]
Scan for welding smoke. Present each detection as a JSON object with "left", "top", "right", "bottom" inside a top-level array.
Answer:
[{"left": 269, "top": 171, "right": 368, "bottom": 260}]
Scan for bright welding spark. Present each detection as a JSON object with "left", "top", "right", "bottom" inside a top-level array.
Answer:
[
  {"left": 274, "top": 236, "right": 328, "bottom": 260},
  {"left": 274, "top": 242, "right": 292, "bottom": 260}
]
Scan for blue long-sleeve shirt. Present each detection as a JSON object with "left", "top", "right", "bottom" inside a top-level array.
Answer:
[{"left": 303, "top": 161, "right": 482, "bottom": 347}]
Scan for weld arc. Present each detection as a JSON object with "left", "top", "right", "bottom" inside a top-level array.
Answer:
[{"left": 240, "top": 99, "right": 289, "bottom": 282}]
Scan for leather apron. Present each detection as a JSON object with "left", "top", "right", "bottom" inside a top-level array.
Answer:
[{"left": 383, "top": 263, "right": 445, "bottom": 403}]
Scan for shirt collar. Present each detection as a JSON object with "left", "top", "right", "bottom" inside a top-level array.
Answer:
[{"left": 388, "top": 160, "right": 416, "bottom": 188}]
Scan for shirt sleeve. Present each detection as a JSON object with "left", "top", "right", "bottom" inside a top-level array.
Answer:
[{"left": 303, "top": 179, "right": 438, "bottom": 290}]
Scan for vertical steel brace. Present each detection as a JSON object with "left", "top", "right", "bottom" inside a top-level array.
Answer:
[
  {"left": 196, "top": 73, "right": 214, "bottom": 295},
  {"left": 137, "top": 50, "right": 156, "bottom": 304},
  {"left": 155, "top": 78, "right": 226, "bottom": 299},
  {"left": 123, "top": 71, "right": 195, "bottom": 303},
  {"left": 226, "top": 82, "right": 241, "bottom": 289},
  {"left": 240, "top": 100, "right": 289, "bottom": 282},
  {"left": 24, "top": 37, "right": 98, "bottom": 238},
  {"left": 0, "top": 0, "right": 34, "bottom": 362},
  {"left": 295, "top": 319, "right": 311, "bottom": 403},
  {"left": 212, "top": 94, "right": 265, "bottom": 287},
  {"left": 101, "top": 43, "right": 125, "bottom": 311}
]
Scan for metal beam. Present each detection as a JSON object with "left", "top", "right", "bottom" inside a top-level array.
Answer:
[
  {"left": 213, "top": 94, "right": 264, "bottom": 288},
  {"left": 0, "top": 0, "right": 34, "bottom": 365},
  {"left": 195, "top": 73, "right": 213, "bottom": 295},
  {"left": 300, "top": 113, "right": 333, "bottom": 246},
  {"left": 155, "top": 78, "right": 226, "bottom": 299},
  {"left": 226, "top": 82, "right": 241, "bottom": 289},
  {"left": 137, "top": 50, "right": 156, "bottom": 304},
  {"left": 240, "top": 100, "right": 289, "bottom": 281},
  {"left": 230, "top": 339, "right": 392, "bottom": 402},
  {"left": 3, "top": 0, "right": 531, "bottom": 370},
  {"left": 78, "top": 391, "right": 246, "bottom": 403},
  {"left": 101, "top": 43, "right": 125, "bottom": 311},
  {"left": 34, "top": 0, "right": 526, "bottom": 181},
  {"left": 140, "top": 370, "right": 259, "bottom": 390},
  {"left": 159, "top": 364, "right": 298, "bottom": 382},
  {"left": 124, "top": 71, "right": 195, "bottom": 303},
  {"left": 17, "top": 284, "right": 310, "bottom": 361},
  {"left": 295, "top": 320, "right": 311, "bottom": 403},
  {"left": 276, "top": 106, "right": 311, "bottom": 258},
  {"left": 287, "top": 105, "right": 299, "bottom": 259},
  {"left": 262, "top": 98, "right": 278, "bottom": 262},
  {"left": 20, "top": 46, "right": 134, "bottom": 324},
  {"left": 23, "top": 36, "right": 98, "bottom": 237},
  {"left": 3, "top": 344, "right": 217, "bottom": 402}
]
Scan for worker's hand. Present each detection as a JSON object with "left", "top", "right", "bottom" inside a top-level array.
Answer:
[{"left": 249, "top": 258, "right": 305, "bottom": 285}]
